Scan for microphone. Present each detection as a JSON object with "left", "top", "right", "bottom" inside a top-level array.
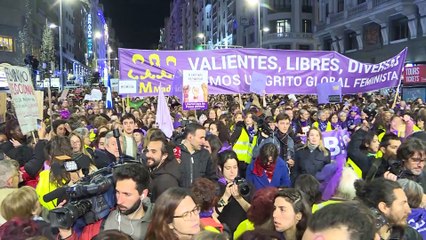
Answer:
[{"left": 43, "top": 187, "right": 67, "bottom": 203}]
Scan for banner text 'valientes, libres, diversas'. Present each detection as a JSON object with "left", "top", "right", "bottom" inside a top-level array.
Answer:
[{"left": 118, "top": 48, "right": 407, "bottom": 97}]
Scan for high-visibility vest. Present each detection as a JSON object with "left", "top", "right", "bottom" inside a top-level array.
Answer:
[
  {"left": 232, "top": 129, "right": 257, "bottom": 164},
  {"left": 312, "top": 121, "right": 333, "bottom": 132},
  {"left": 345, "top": 158, "right": 363, "bottom": 179},
  {"left": 312, "top": 199, "right": 343, "bottom": 213}
]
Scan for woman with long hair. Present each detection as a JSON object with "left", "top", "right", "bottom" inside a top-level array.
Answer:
[
  {"left": 145, "top": 188, "right": 200, "bottom": 240},
  {"left": 292, "top": 128, "right": 331, "bottom": 183},
  {"left": 273, "top": 188, "right": 311, "bottom": 240},
  {"left": 214, "top": 150, "right": 251, "bottom": 234}
]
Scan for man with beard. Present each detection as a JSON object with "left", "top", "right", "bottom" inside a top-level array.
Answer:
[
  {"left": 58, "top": 163, "right": 153, "bottom": 240},
  {"left": 145, "top": 134, "right": 181, "bottom": 202},
  {"left": 365, "top": 133, "right": 401, "bottom": 181},
  {"left": 355, "top": 178, "right": 422, "bottom": 240},
  {"left": 396, "top": 138, "right": 426, "bottom": 192}
]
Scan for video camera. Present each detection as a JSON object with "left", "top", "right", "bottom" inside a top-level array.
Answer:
[
  {"left": 257, "top": 117, "right": 274, "bottom": 136},
  {"left": 46, "top": 167, "right": 116, "bottom": 229},
  {"left": 47, "top": 128, "right": 134, "bottom": 229}
]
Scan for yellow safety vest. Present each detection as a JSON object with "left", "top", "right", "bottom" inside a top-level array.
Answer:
[
  {"left": 345, "top": 158, "right": 363, "bottom": 179},
  {"left": 36, "top": 170, "right": 60, "bottom": 210},
  {"left": 312, "top": 121, "right": 333, "bottom": 132},
  {"left": 312, "top": 199, "right": 343, "bottom": 213},
  {"left": 234, "top": 219, "right": 255, "bottom": 240},
  {"left": 232, "top": 128, "right": 257, "bottom": 164}
]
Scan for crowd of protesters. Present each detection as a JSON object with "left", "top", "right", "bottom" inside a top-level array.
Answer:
[{"left": 0, "top": 85, "right": 425, "bottom": 240}]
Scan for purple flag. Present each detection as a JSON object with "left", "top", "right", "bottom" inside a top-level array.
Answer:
[
  {"left": 156, "top": 85, "right": 174, "bottom": 138},
  {"left": 317, "top": 82, "right": 341, "bottom": 104},
  {"left": 170, "top": 69, "right": 183, "bottom": 102},
  {"left": 250, "top": 71, "right": 267, "bottom": 95}
]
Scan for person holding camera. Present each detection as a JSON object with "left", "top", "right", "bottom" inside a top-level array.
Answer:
[
  {"left": 57, "top": 163, "right": 154, "bottom": 240},
  {"left": 214, "top": 150, "right": 251, "bottom": 235}
]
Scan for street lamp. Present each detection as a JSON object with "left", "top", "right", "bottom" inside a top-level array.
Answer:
[
  {"left": 247, "top": 0, "right": 262, "bottom": 48},
  {"left": 197, "top": 33, "right": 206, "bottom": 50},
  {"left": 49, "top": 21, "right": 63, "bottom": 89}
]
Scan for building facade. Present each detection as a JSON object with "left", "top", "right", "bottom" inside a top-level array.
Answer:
[
  {"left": 315, "top": 0, "right": 426, "bottom": 63},
  {"left": 0, "top": 0, "right": 118, "bottom": 86}
]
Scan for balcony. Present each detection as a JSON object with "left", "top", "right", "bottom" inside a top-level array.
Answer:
[
  {"left": 263, "top": 32, "right": 313, "bottom": 42},
  {"left": 348, "top": 2, "right": 367, "bottom": 17},
  {"left": 373, "top": 0, "right": 392, "bottom": 7},
  {"left": 329, "top": 12, "right": 344, "bottom": 22}
]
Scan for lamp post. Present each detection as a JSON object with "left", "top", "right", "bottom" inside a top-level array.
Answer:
[
  {"left": 59, "top": 0, "right": 64, "bottom": 89},
  {"left": 248, "top": 0, "right": 262, "bottom": 48}
]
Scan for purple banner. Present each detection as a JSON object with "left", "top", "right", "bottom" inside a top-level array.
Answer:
[
  {"left": 118, "top": 48, "right": 407, "bottom": 97},
  {"left": 301, "top": 129, "right": 350, "bottom": 161}
]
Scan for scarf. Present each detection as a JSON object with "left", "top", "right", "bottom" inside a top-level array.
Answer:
[
  {"left": 318, "top": 120, "right": 328, "bottom": 132},
  {"left": 247, "top": 126, "right": 256, "bottom": 142},
  {"left": 253, "top": 157, "right": 276, "bottom": 180},
  {"left": 276, "top": 130, "right": 289, "bottom": 159},
  {"left": 331, "top": 122, "right": 340, "bottom": 130},
  {"left": 307, "top": 143, "right": 318, "bottom": 152}
]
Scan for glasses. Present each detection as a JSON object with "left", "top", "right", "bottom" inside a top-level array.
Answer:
[
  {"left": 173, "top": 205, "right": 200, "bottom": 221},
  {"left": 409, "top": 157, "right": 426, "bottom": 165}
]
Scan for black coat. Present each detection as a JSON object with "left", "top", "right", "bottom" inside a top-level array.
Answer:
[
  {"left": 93, "top": 149, "right": 116, "bottom": 169},
  {"left": 292, "top": 146, "right": 331, "bottom": 183},
  {"left": 179, "top": 144, "right": 218, "bottom": 188},
  {"left": 150, "top": 158, "right": 181, "bottom": 202}
]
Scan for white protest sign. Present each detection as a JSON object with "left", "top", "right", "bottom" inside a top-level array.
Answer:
[
  {"left": 119, "top": 80, "right": 137, "bottom": 94},
  {"left": 3, "top": 64, "right": 39, "bottom": 134},
  {"left": 182, "top": 70, "right": 208, "bottom": 110},
  {"left": 90, "top": 89, "right": 103, "bottom": 101}
]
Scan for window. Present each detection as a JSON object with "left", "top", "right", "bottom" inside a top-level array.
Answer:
[
  {"left": 337, "top": 0, "right": 344, "bottom": 12},
  {"left": 302, "top": 0, "right": 312, "bottom": 13},
  {"left": 0, "top": 36, "right": 13, "bottom": 52},
  {"left": 299, "top": 45, "right": 311, "bottom": 50},
  {"left": 276, "top": 44, "right": 291, "bottom": 49},
  {"left": 391, "top": 17, "right": 409, "bottom": 41},
  {"left": 325, "top": 3, "right": 329, "bottom": 17},
  {"left": 323, "top": 38, "right": 332, "bottom": 50},
  {"left": 272, "top": 0, "right": 291, "bottom": 12},
  {"left": 345, "top": 31, "right": 358, "bottom": 50},
  {"left": 249, "top": 33, "right": 255, "bottom": 43},
  {"left": 277, "top": 19, "right": 291, "bottom": 35},
  {"left": 302, "top": 19, "right": 312, "bottom": 33}
]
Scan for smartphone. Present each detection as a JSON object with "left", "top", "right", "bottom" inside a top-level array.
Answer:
[{"left": 37, "top": 119, "right": 42, "bottom": 130}]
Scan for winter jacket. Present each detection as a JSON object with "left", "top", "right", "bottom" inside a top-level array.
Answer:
[
  {"left": 179, "top": 144, "right": 218, "bottom": 188},
  {"left": 92, "top": 149, "right": 116, "bottom": 169},
  {"left": 408, "top": 208, "right": 426, "bottom": 239},
  {"left": 0, "top": 141, "right": 33, "bottom": 166},
  {"left": 346, "top": 129, "right": 375, "bottom": 179},
  {"left": 246, "top": 157, "right": 291, "bottom": 190},
  {"left": 149, "top": 158, "right": 181, "bottom": 202},
  {"left": 292, "top": 146, "right": 331, "bottom": 183}
]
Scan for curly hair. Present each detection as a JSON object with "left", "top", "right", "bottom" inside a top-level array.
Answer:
[
  {"left": 247, "top": 187, "right": 278, "bottom": 226},
  {"left": 191, "top": 178, "right": 219, "bottom": 212}
]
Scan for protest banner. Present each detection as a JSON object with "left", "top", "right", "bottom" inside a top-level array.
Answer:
[
  {"left": 3, "top": 65, "right": 39, "bottom": 134},
  {"left": 317, "top": 82, "right": 342, "bottom": 104},
  {"left": 250, "top": 71, "right": 267, "bottom": 95},
  {"left": 118, "top": 48, "right": 407, "bottom": 97},
  {"left": 182, "top": 70, "right": 208, "bottom": 110},
  {"left": 301, "top": 129, "right": 350, "bottom": 161}
]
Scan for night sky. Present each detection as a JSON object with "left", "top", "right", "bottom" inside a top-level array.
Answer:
[{"left": 100, "top": 0, "right": 171, "bottom": 50}]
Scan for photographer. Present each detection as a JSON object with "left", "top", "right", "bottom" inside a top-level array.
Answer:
[
  {"left": 214, "top": 150, "right": 251, "bottom": 234},
  {"left": 57, "top": 163, "right": 153, "bottom": 240}
]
